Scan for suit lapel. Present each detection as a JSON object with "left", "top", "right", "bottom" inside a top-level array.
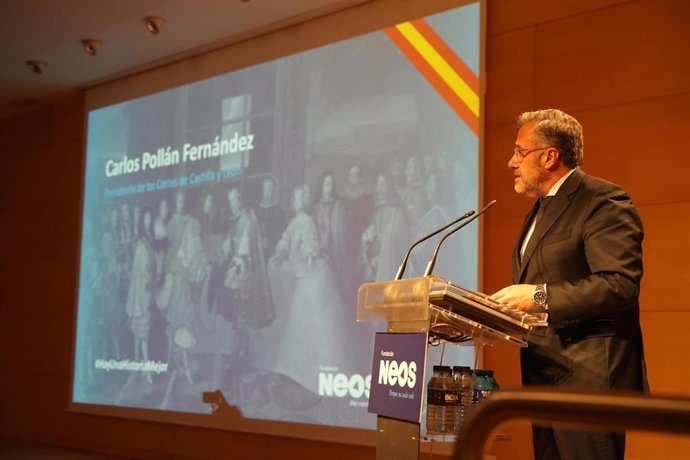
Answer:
[
  {"left": 518, "top": 168, "right": 586, "bottom": 282},
  {"left": 512, "top": 200, "right": 539, "bottom": 282}
]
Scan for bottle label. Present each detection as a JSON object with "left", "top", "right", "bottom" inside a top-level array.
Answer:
[
  {"left": 473, "top": 389, "right": 493, "bottom": 403},
  {"left": 444, "top": 392, "right": 458, "bottom": 404},
  {"left": 428, "top": 389, "right": 458, "bottom": 405}
]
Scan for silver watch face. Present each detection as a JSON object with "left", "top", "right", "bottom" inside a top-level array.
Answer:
[{"left": 534, "top": 288, "right": 547, "bottom": 305}]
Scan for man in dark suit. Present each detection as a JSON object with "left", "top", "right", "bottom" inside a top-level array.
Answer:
[{"left": 492, "top": 109, "right": 647, "bottom": 460}]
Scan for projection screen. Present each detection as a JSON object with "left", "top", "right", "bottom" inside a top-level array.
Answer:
[{"left": 71, "top": 0, "right": 484, "bottom": 441}]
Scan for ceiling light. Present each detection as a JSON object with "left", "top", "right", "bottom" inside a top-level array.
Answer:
[
  {"left": 144, "top": 16, "right": 165, "bottom": 35},
  {"left": 82, "top": 39, "right": 101, "bottom": 56},
  {"left": 26, "top": 60, "right": 47, "bottom": 75}
]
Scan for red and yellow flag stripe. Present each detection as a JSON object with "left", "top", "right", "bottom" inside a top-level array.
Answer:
[{"left": 386, "top": 19, "right": 480, "bottom": 136}]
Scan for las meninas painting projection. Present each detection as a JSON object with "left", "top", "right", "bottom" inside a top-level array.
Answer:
[{"left": 73, "top": 1, "right": 482, "bottom": 431}]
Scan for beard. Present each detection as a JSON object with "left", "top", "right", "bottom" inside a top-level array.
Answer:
[{"left": 514, "top": 168, "right": 549, "bottom": 198}]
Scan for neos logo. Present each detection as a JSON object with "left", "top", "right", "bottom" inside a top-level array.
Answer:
[
  {"left": 378, "top": 360, "right": 417, "bottom": 388},
  {"left": 318, "top": 372, "right": 371, "bottom": 399}
]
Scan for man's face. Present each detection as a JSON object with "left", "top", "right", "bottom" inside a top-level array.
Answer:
[
  {"left": 348, "top": 166, "right": 360, "bottom": 188},
  {"left": 158, "top": 199, "right": 168, "bottom": 219},
  {"left": 262, "top": 179, "right": 274, "bottom": 203},
  {"left": 375, "top": 175, "right": 388, "bottom": 202},
  {"left": 292, "top": 188, "right": 304, "bottom": 213},
  {"left": 509, "top": 122, "right": 549, "bottom": 198},
  {"left": 228, "top": 189, "right": 242, "bottom": 215},
  {"left": 203, "top": 194, "right": 212, "bottom": 213},
  {"left": 175, "top": 192, "right": 185, "bottom": 213},
  {"left": 404, "top": 158, "right": 416, "bottom": 184},
  {"left": 143, "top": 211, "right": 152, "bottom": 232},
  {"left": 322, "top": 175, "right": 333, "bottom": 200},
  {"left": 121, "top": 204, "right": 130, "bottom": 221}
]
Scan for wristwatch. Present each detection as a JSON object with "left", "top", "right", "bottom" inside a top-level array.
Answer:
[{"left": 533, "top": 283, "right": 547, "bottom": 307}]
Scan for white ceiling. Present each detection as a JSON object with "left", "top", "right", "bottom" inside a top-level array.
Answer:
[{"left": 0, "top": 0, "right": 368, "bottom": 120}]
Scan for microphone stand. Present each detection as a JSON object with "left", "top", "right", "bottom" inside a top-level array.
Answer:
[
  {"left": 423, "top": 200, "right": 497, "bottom": 277},
  {"left": 394, "top": 209, "right": 475, "bottom": 280}
]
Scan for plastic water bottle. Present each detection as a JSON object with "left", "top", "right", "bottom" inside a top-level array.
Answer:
[
  {"left": 472, "top": 370, "right": 494, "bottom": 404},
  {"left": 426, "top": 366, "right": 440, "bottom": 433},
  {"left": 426, "top": 365, "right": 457, "bottom": 434},
  {"left": 452, "top": 366, "right": 474, "bottom": 433},
  {"left": 486, "top": 369, "right": 500, "bottom": 392}
]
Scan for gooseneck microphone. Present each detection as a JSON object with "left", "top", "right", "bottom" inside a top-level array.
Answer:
[
  {"left": 394, "top": 209, "right": 475, "bottom": 280},
  {"left": 423, "top": 200, "right": 497, "bottom": 277}
]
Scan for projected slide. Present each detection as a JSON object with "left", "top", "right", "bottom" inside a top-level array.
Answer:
[{"left": 73, "top": 2, "right": 481, "bottom": 431}]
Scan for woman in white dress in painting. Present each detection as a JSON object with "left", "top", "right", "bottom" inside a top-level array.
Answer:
[{"left": 261, "top": 185, "right": 355, "bottom": 393}]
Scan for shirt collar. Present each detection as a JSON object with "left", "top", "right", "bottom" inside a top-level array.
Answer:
[{"left": 545, "top": 167, "right": 578, "bottom": 197}]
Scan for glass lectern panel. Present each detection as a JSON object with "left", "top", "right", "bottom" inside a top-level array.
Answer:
[
  {"left": 357, "top": 276, "right": 547, "bottom": 347},
  {"left": 356, "top": 277, "right": 431, "bottom": 323}
]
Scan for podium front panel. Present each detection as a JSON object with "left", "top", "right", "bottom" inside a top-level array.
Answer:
[{"left": 357, "top": 277, "right": 431, "bottom": 323}]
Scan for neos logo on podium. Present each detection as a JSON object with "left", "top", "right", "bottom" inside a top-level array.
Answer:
[
  {"left": 378, "top": 353, "right": 418, "bottom": 388},
  {"left": 368, "top": 333, "right": 428, "bottom": 423}
]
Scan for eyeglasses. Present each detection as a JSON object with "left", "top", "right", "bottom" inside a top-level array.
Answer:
[{"left": 512, "top": 146, "right": 549, "bottom": 162}]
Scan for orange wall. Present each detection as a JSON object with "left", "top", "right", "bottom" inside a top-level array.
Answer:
[
  {"left": 1, "top": 1, "right": 689, "bottom": 459},
  {"left": 482, "top": 1, "right": 690, "bottom": 459}
]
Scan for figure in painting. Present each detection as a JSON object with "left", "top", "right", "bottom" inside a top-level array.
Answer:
[
  {"left": 218, "top": 187, "right": 273, "bottom": 388},
  {"left": 313, "top": 172, "right": 347, "bottom": 291},
  {"left": 362, "top": 173, "right": 409, "bottom": 282},
  {"left": 125, "top": 207, "right": 156, "bottom": 383},
  {"left": 256, "top": 177, "right": 286, "bottom": 263},
  {"left": 262, "top": 185, "right": 356, "bottom": 392}
]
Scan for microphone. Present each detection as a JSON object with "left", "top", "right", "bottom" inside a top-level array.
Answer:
[
  {"left": 423, "top": 200, "right": 497, "bottom": 277},
  {"left": 394, "top": 209, "right": 475, "bottom": 280}
]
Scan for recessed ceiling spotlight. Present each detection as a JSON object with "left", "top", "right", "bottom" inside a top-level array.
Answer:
[
  {"left": 144, "top": 16, "right": 165, "bottom": 35},
  {"left": 82, "top": 39, "right": 101, "bottom": 56},
  {"left": 26, "top": 60, "right": 47, "bottom": 75}
]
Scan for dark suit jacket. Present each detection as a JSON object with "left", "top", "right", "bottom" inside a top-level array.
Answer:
[{"left": 513, "top": 168, "right": 647, "bottom": 391}]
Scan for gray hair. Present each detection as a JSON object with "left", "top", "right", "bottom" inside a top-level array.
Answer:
[{"left": 517, "top": 109, "right": 584, "bottom": 168}]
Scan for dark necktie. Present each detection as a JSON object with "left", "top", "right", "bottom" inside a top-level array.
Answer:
[
  {"left": 534, "top": 196, "right": 553, "bottom": 229},
  {"left": 521, "top": 196, "right": 554, "bottom": 263}
]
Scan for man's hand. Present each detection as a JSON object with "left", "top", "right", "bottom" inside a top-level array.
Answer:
[{"left": 491, "top": 284, "right": 538, "bottom": 312}]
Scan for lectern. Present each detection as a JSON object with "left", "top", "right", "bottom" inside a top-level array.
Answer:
[{"left": 357, "top": 275, "right": 545, "bottom": 460}]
